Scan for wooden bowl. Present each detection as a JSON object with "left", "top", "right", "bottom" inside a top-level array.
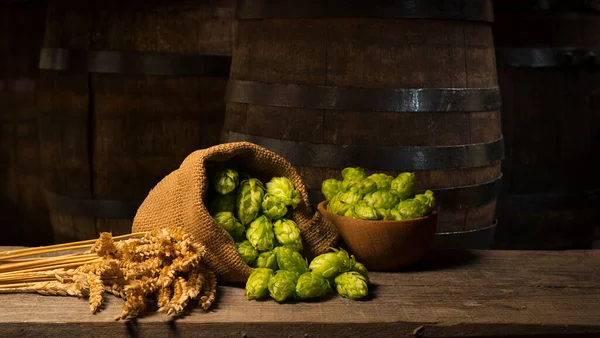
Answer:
[{"left": 317, "top": 200, "right": 438, "bottom": 271}]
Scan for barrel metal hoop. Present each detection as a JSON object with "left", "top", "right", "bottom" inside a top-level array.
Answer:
[
  {"left": 226, "top": 80, "right": 502, "bottom": 112},
  {"left": 39, "top": 48, "right": 232, "bottom": 76},
  {"left": 498, "top": 189, "right": 600, "bottom": 213},
  {"left": 496, "top": 47, "right": 600, "bottom": 68},
  {"left": 227, "top": 132, "right": 504, "bottom": 171},
  {"left": 44, "top": 190, "right": 142, "bottom": 219},
  {"left": 236, "top": 0, "right": 495, "bottom": 22},
  {"left": 433, "top": 219, "right": 498, "bottom": 250},
  {"left": 494, "top": 0, "right": 600, "bottom": 13},
  {"left": 0, "top": 78, "right": 36, "bottom": 93},
  {"left": 307, "top": 175, "right": 502, "bottom": 208}
]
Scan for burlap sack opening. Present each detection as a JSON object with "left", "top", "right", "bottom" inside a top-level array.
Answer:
[{"left": 132, "top": 142, "right": 339, "bottom": 284}]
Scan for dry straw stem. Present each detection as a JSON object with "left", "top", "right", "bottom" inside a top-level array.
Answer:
[{"left": 0, "top": 232, "right": 146, "bottom": 260}]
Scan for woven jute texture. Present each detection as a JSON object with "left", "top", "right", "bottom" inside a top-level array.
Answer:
[{"left": 132, "top": 142, "right": 339, "bottom": 283}]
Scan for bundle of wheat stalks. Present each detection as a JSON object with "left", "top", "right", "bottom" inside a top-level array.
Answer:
[{"left": 0, "top": 227, "right": 216, "bottom": 320}]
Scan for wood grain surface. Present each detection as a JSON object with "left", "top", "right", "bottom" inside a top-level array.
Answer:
[{"left": 1, "top": 248, "right": 598, "bottom": 337}]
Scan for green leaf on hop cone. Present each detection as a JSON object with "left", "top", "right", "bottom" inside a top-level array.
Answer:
[
  {"left": 268, "top": 270, "right": 299, "bottom": 302},
  {"left": 245, "top": 268, "right": 273, "bottom": 300},
  {"left": 337, "top": 187, "right": 363, "bottom": 205},
  {"left": 354, "top": 178, "right": 378, "bottom": 195},
  {"left": 274, "top": 246, "right": 308, "bottom": 276},
  {"left": 362, "top": 189, "right": 400, "bottom": 210},
  {"left": 350, "top": 261, "right": 369, "bottom": 281},
  {"left": 253, "top": 251, "right": 278, "bottom": 270},
  {"left": 367, "top": 173, "right": 394, "bottom": 190},
  {"left": 321, "top": 178, "right": 349, "bottom": 201},
  {"left": 237, "top": 178, "right": 265, "bottom": 226},
  {"left": 414, "top": 190, "right": 436, "bottom": 214},
  {"left": 326, "top": 195, "right": 354, "bottom": 216},
  {"left": 395, "top": 199, "right": 428, "bottom": 219},
  {"left": 341, "top": 167, "right": 366, "bottom": 183},
  {"left": 391, "top": 172, "right": 417, "bottom": 200},
  {"left": 261, "top": 194, "right": 288, "bottom": 220},
  {"left": 295, "top": 272, "right": 331, "bottom": 300},
  {"left": 352, "top": 204, "right": 381, "bottom": 220},
  {"left": 246, "top": 215, "right": 275, "bottom": 252},
  {"left": 309, "top": 248, "right": 354, "bottom": 280},
  {"left": 236, "top": 240, "right": 259, "bottom": 265},
  {"left": 214, "top": 211, "right": 245, "bottom": 241},
  {"left": 213, "top": 169, "right": 239, "bottom": 195},
  {"left": 334, "top": 271, "right": 369, "bottom": 300},
  {"left": 266, "top": 177, "right": 302, "bottom": 209},
  {"left": 273, "top": 219, "right": 303, "bottom": 252}
]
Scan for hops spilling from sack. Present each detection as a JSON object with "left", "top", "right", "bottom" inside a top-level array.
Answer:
[
  {"left": 208, "top": 169, "right": 304, "bottom": 265},
  {"left": 207, "top": 168, "right": 370, "bottom": 302},
  {"left": 0, "top": 227, "right": 215, "bottom": 320}
]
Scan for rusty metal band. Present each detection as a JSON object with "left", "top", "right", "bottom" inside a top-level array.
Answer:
[
  {"left": 44, "top": 190, "right": 142, "bottom": 219},
  {"left": 498, "top": 189, "right": 600, "bottom": 213},
  {"left": 226, "top": 80, "right": 502, "bottom": 112},
  {"left": 236, "top": 0, "right": 494, "bottom": 22},
  {"left": 0, "top": 78, "right": 36, "bottom": 92},
  {"left": 495, "top": 47, "right": 600, "bottom": 68},
  {"left": 307, "top": 175, "right": 502, "bottom": 209},
  {"left": 433, "top": 219, "right": 497, "bottom": 250},
  {"left": 39, "top": 48, "right": 232, "bottom": 76},
  {"left": 494, "top": 0, "right": 600, "bottom": 13},
  {"left": 228, "top": 132, "right": 504, "bottom": 171}
]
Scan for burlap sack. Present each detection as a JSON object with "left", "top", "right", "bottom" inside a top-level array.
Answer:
[{"left": 132, "top": 142, "right": 339, "bottom": 284}]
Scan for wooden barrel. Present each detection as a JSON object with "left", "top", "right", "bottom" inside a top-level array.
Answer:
[
  {"left": 493, "top": 1, "right": 600, "bottom": 250},
  {"left": 224, "top": 0, "right": 503, "bottom": 249},
  {"left": 0, "top": 0, "right": 51, "bottom": 246},
  {"left": 38, "top": 0, "right": 235, "bottom": 243}
]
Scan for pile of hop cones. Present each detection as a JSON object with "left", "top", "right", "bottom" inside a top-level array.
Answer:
[{"left": 0, "top": 227, "right": 216, "bottom": 320}]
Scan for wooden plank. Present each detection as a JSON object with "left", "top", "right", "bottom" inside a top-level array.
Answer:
[{"left": 0, "top": 249, "right": 598, "bottom": 337}]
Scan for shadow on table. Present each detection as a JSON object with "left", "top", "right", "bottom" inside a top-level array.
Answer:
[{"left": 401, "top": 249, "right": 482, "bottom": 272}]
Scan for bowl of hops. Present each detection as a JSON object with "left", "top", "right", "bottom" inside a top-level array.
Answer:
[{"left": 316, "top": 167, "right": 438, "bottom": 271}]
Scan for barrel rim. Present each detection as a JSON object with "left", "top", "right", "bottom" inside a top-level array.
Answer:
[
  {"left": 433, "top": 219, "right": 498, "bottom": 250},
  {"left": 39, "top": 48, "right": 232, "bottom": 77},
  {"left": 227, "top": 131, "right": 505, "bottom": 171},
  {"left": 496, "top": 47, "right": 600, "bottom": 68},
  {"left": 226, "top": 80, "right": 503, "bottom": 113}
]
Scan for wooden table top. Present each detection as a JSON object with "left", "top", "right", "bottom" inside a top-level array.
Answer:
[{"left": 0, "top": 248, "right": 598, "bottom": 338}]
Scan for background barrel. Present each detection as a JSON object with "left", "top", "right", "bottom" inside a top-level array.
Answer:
[
  {"left": 224, "top": 0, "right": 503, "bottom": 249},
  {"left": 0, "top": 0, "right": 51, "bottom": 246},
  {"left": 38, "top": 0, "right": 235, "bottom": 243},
  {"left": 493, "top": 1, "right": 600, "bottom": 250}
]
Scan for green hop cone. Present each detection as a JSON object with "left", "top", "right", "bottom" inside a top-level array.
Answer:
[
  {"left": 351, "top": 261, "right": 369, "bottom": 281},
  {"left": 261, "top": 194, "right": 288, "bottom": 220},
  {"left": 295, "top": 272, "right": 331, "bottom": 300},
  {"left": 363, "top": 189, "right": 400, "bottom": 209},
  {"left": 214, "top": 212, "right": 245, "bottom": 242},
  {"left": 391, "top": 172, "right": 417, "bottom": 200},
  {"left": 385, "top": 208, "right": 404, "bottom": 221},
  {"left": 309, "top": 248, "right": 354, "bottom": 280},
  {"left": 354, "top": 178, "right": 377, "bottom": 195},
  {"left": 209, "top": 191, "right": 236, "bottom": 215},
  {"left": 245, "top": 268, "right": 273, "bottom": 300},
  {"left": 268, "top": 270, "right": 299, "bottom": 302},
  {"left": 414, "top": 190, "right": 436, "bottom": 214},
  {"left": 326, "top": 195, "right": 353, "bottom": 216},
  {"left": 352, "top": 203, "right": 381, "bottom": 220},
  {"left": 341, "top": 167, "right": 366, "bottom": 183},
  {"left": 253, "top": 251, "right": 278, "bottom": 270},
  {"left": 334, "top": 271, "right": 369, "bottom": 300},
  {"left": 377, "top": 208, "right": 390, "bottom": 220},
  {"left": 274, "top": 246, "right": 308, "bottom": 276},
  {"left": 273, "top": 219, "right": 303, "bottom": 252},
  {"left": 237, "top": 178, "right": 265, "bottom": 226},
  {"left": 337, "top": 187, "right": 364, "bottom": 205},
  {"left": 246, "top": 215, "right": 275, "bottom": 252},
  {"left": 266, "top": 177, "right": 302, "bottom": 209},
  {"left": 236, "top": 240, "right": 259, "bottom": 265},
  {"left": 367, "top": 173, "right": 394, "bottom": 190},
  {"left": 395, "top": 199, "right": 428, "bottom": 219},
  {"left": 213, "top": 169, "right": 239, "bottom": 195},
  {"left": 321, "top": 178, "right": 349, "bottom": 201}
]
